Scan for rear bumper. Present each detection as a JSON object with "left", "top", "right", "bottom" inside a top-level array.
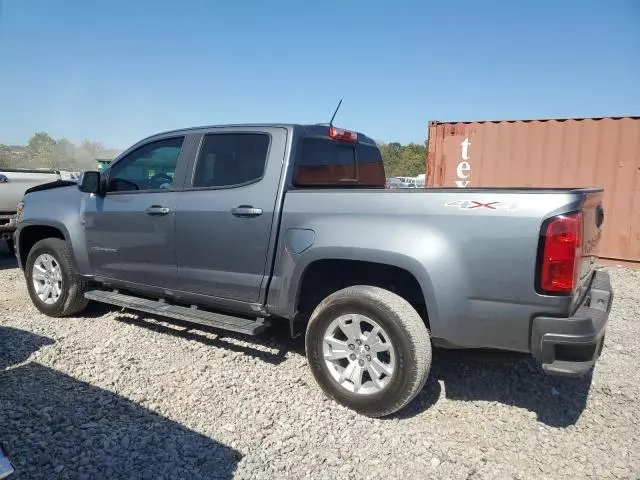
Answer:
[{"left": 531, "top": 270, "right": 613, "bottom": 377}]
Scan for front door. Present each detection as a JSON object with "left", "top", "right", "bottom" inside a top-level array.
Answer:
[
  {"left": 175, "top": 128, "right": 287, "bottom": 303},
  {"left": 83, "top": 136, "right": 187, "bottom": 289}
]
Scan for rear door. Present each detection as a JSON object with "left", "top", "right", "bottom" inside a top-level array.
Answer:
[
  {"left": 83, "top": 135, "right": 190, "bottom": 289},
  {"left": 175, "top": 127, "right": 287, "bottom": 303}
]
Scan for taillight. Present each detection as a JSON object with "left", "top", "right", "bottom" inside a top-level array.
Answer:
[
  {"left": 329, "top": 127, "right": 357, "bottom": 142},
  {"left": 539, "top": 212, "right": 582, "bottom": 294}
]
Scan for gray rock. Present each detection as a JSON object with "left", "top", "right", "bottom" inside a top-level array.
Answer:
[{"left": 0, "top": 266, "right": 639, "bottom": 479}]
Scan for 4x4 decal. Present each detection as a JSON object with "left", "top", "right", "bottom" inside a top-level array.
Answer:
[{"left": 445, "top": 200, "right": 517, "bottom": 211}]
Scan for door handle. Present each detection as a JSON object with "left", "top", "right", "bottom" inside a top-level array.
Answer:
[
  {"left": 231, "top": 205, "right": 263, "bottom": 217},
  {"left": 145, "top": 205, "right": 171, "bottom": 216}
]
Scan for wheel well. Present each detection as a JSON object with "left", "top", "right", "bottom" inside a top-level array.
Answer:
[
  {"left": 19, "top": 225, "right": 65, "bottom": 267},
  {"left": 296, "top": 259, "right": 428, "bottom": 325}
]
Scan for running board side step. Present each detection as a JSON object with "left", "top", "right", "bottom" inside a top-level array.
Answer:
[{"left": 85, "top": 290, "right": 269, "bottom": 335}]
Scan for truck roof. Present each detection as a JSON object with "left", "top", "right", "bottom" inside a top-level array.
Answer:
[
  {"left": 140, "top": 124, "right": 378, "bottom": 146},
  {"left": 113, "top": 123, "right": 385, "bottom": 190}
]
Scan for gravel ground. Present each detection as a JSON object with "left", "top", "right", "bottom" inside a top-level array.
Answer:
[{"left": 1, "top": 247, "right": 639, "bottom": 479}]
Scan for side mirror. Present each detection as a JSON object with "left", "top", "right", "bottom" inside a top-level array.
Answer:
[{"left": 78, "top": 171, "right": 104, "bottom": 196}]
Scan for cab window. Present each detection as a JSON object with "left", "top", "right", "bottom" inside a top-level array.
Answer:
[{"left": 108, "top": 137, "right": 184, "bottom": 192}]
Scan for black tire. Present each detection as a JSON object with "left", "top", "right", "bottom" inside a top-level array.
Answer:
[
  {"left": 305, "top": 286, "right": 431, "bottom": 417},
  {"left": 25, "top": 238, "right": 90, "bottom": 317}
]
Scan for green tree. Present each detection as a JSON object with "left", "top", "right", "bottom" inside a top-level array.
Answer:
[
  {"left": 379, "top": 142, "right": 427, "bottom": 178},
  {"left": 74, "top": 140, "right": 120, "bottom": 170},
  {"left": 27, "top": 132, "right": 56, "bottom": 167},
  {"left": 1, "top": 133, "right": 121, "bottom": 171},
  {"left": 53, "top": 138, "right": 76, "bottom": 168},
  {"left": 0, "top": 144, "right": 13, "bottom": 168},
  {"left": 0, "top": 144, "right": 28, "bottom": 169}
]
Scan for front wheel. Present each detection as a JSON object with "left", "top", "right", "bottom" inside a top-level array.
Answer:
[
  {"left": 305, "top": 286, "right": 432, "bottom": 417},
  {"left": 25, "top": 238, "right": 90, "bottom": 317}
]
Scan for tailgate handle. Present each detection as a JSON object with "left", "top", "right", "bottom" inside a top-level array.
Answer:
[
  {"left": 596, "top": 205, "right": 604, "bottom": 228},
  {"left": 231, "top": 205, "right": 263, "bottom": 217}
]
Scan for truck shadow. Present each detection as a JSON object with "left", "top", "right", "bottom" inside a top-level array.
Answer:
[
  {"left": 0, "top": 328, "right": 241, "bottom": 479},
  {"left": 109, "top": 313, "right": 591, "bottom": 427},
  {"left": 397, "top": 348, "right": 593, "bottom": 428},
  {"left": 0, "top": 325, "right": 55, "bottom": 370},
  {"left": 0, "top": 249, "right": 17, "bottom": 270},
  {"left": 113, "top": 312, "right": 295, "bottom": 365}
]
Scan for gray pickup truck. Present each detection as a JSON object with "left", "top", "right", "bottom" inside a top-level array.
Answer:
[{"left": 13, "top": 124, "right": 613, "bottom": 417}]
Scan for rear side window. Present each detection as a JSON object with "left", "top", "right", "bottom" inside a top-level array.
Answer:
[
  {"left": 294, "top": 138, "right": 385, "bottom": 187},
  {"left": 193, "top": 133, "right": 270, "bottom": 188}
]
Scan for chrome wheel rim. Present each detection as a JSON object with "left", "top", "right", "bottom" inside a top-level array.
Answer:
[
  {"left": 323, "top": 314, "right": 396, "bottom": 395},
  {"left": 32, "top": 254, "right": 63, "bottom": 305}
]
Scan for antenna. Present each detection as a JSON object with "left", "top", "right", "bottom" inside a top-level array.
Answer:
[{"left": 329, "top": 99, "right": 343, "bottom": 127}]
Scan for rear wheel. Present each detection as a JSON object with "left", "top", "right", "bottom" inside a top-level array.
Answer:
[
  {"left": 305, "top": 285, "right": 431, "bottom": 417},
  {"left": 25, "top": 238, "right": 90, "bottom": 317}
]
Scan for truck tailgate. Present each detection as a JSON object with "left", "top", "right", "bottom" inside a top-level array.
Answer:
[{"left": 575, "top": 190, "right": 605, "bottom": 303}]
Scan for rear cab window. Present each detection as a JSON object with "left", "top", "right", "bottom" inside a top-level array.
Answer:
[
  {"left": 294, "top": 130, "right": 386, "bottom": 188},
  {"left": 192, "top": 133, "right": 270, "bottom": 188}
]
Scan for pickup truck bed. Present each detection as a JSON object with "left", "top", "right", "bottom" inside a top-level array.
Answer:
[
  {"left": 13, "top": 123, "right": 613, "bottom": 417},
  {"left": 1, "top": 169, "right": 60, "bottom": 254},
  {"left": 0, "top": 169, "right": 60, "bottom": 212},
  {"left": 269, "top": 186, "right": 606, "bottom": 351}
]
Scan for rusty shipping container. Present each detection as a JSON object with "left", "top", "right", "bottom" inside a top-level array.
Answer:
[{"left": 426, "top": 117, "right": 640, "bottom": 262}]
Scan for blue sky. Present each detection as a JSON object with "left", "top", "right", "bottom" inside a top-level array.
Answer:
[{"left": 1, "top": 0, "right": 638, "bottom": 148}]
